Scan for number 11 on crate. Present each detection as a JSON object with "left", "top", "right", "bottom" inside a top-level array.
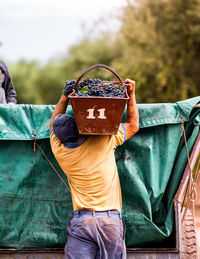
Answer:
[{"left": 87, "top": 108, "right": 107, "bottom": 119}]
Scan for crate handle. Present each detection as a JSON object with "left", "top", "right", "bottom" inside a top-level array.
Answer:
[{"left": 74, "top": 64, "right": 124, "bottom": 89}]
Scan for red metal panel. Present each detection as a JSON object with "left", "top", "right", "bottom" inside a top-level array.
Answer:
[
  {"left": 69, "top": 64, "right": 129, "bottom": 135},
  {"left": 70, "top": 95, "right": 128, "bottom": 135}
]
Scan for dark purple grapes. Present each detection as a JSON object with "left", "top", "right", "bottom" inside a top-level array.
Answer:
[
  {"left": 63, "top": 79, "right": 76, "bottom": 96},
  {"left": 64, "top": 77, "right": 127, "bottom": 98}
]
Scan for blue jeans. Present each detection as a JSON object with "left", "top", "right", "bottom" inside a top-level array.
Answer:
[{"left": 65, "top": 210, "right": 126, "bottom": 259}]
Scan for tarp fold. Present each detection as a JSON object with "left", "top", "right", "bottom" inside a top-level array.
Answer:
[{"left": 0, "top": 97, "right": 199, "bottom": 248}]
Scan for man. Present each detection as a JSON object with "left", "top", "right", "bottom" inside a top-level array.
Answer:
[
  {"left": 49, "top": 79, "right": 139, "bottom": 259},
  {"left": 0, "top": 60, "right": 17, "bottom": 104}
]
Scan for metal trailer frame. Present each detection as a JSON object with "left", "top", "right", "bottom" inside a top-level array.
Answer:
[
  {"left": 0, "top": 108, "right": 199, "bottom": 259},
  {"left": 127, "top": 130, "right": 200, "bottom": 258}
]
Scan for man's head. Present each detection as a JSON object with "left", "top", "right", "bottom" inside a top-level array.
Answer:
[{"left": 53, "top": 114, "right": 79, "bottom": 142}]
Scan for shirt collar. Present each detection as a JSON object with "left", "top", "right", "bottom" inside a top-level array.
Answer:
[{"left": 64, "top": 136, "right": 87, "bottom": 148}]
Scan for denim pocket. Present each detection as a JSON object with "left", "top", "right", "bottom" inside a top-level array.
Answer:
[
  {"left": 68, "top": 215, "right": 83, "bottom": 233},
  {"left": 71, "top": 223, "right": 82, "bottom": 233}
]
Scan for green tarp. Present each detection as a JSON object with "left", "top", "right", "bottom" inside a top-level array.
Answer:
[{"left": 0, "top": 97, "right": 199, "bottom": 248}]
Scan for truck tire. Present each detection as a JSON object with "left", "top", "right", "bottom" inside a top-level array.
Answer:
[{"left": 181, "top": 209, "right": 198, "bottom": 259}]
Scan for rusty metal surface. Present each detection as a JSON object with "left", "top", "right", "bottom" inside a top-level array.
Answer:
[
  {"left": 175, "top": 131, "right": 200, "bottom": 204},
  {"left": 70, "top": 96, "right": 128, "bottom": 135},
  {"left": 174, "top": 202, "right": 182, "bottom": 254},
  {"left": 174, "top": 131, "right": 200, "bottom": 258},
  {"left": 0, "top": 249, "right": 64, "bottom": 259},
  {"left": 0, "top": 253, "right": 64, "bottom": 259},
  {"left": 0, "top": 251, "right": 181, "bottom": 259},
  {"left": 127, "top": 252, "right": 180, "bottom": 259}
]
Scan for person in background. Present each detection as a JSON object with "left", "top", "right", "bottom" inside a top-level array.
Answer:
[
  {"left": 0, "top": 60, "right": 17, "bottom": 104},
  {"left": 49, "top": 79, "right": 139, "bottom": 259}
]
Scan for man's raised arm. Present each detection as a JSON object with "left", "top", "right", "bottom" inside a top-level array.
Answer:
[
  {"left": 49, "top": 80, "right": 75, "bottom": 132},
  {"left": 122, "top": 79, "right": 139, "bottom": 141}
]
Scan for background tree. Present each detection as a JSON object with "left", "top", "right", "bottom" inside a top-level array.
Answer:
[
  {"left": 10, "top": 60, "right": 40, "bottom": 104},
  {"left": 59, "top": 34, "right": 124, "bottom": 82},
  {"left": 33, "top": 61, "right": 65, "bottom": 105},
  {"left": 8, "top": 0, "right": 200, "bottom": 104},
  {"left": 118, "top": 0, "right": 200, "bottom": 102}
]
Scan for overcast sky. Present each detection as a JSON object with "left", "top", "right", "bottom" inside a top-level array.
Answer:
[{"left": 0, "top": 0, "right": 125, "bottom": 63}]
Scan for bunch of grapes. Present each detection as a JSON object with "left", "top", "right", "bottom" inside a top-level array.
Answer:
[
  {"left": 64, "top": 77, "right": 127, "bottom": 98},
  {"left": 63, "top": 79, "right": 76, "bottom": 96}
]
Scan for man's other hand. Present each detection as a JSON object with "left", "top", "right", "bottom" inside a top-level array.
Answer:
[
  {"left": 122, "top": 78, "right": 139, "bottom": 141},
  {"left": 125, "top": 79, "right": 135, "bottom": 96}
]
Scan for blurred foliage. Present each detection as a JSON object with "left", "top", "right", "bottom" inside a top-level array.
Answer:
[
  {"left": 7, "top": 0, "right": 200, "bottom": 104},
  {"left": 118, "top": 0, "right": 200, "bottom": 102},
  {"left": 34, "top": 61, "right": 65, "bottom": 105},
  {"left": 9, "top": 60, "right": 40, "bottom": 104}
]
